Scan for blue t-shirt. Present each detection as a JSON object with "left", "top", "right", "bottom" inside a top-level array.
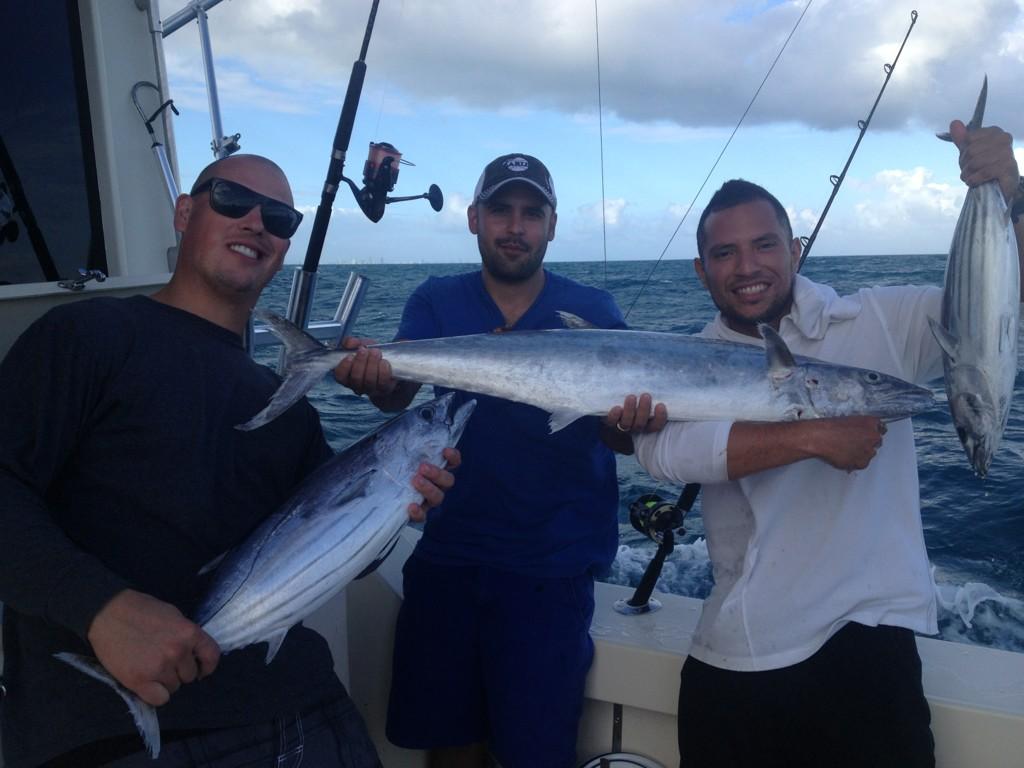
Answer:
[{"left": 397, "top": 269, "right": 625, "bottom": 578}]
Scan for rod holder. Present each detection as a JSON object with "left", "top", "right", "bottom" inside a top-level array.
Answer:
[{"left": 333, "top": 272, "right": 369, "bottom": 348}]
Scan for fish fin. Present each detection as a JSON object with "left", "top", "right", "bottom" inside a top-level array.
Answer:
[
  {"left": 556, "top": 311, "right": 596, "bottom": 329},
  {"left": 322, "top": 470, "right": 375, "bottom": 515},
  {"left": 758, "top": 324, "right": 796, "bottom": 379},
  {"left": 236, "top": 310, "right": 340, "bottom": 431},
  {"left": 355, "top": 526, "right": 405, "bottom": 580},
  {"left": 928, "top": 317, "right": 959, "bottom": 361},
  {"left": 198, "top": 550, "right": 228, "bottom": 576},
  {"left": 236, "top": 365, "right": 331, "bottom": 431},
  {"left": 548, "top": 408, "right": 587, "bottom": 432},
  {"left": 936, "top": 75, "right": 987, "bottom": 140},
  {"left": 967, "top": 75, "right": 988, "bottom": 131},
  {"left": 55, "top": 652, "right": 161, "bottom": 758},
  {"left": 264, "top": 631, "right": 289, "bottom": 664},
  {"left": 253, "top": 309, "right": 326, "bottom": 360}
]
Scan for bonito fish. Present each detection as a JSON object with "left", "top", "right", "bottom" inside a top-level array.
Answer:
[
  {"left": 930, "top": 77, "right": 1019, "bottom": 477},
  {"left": 238, "top": 309, "right": 933, "bottom": 433},
  {"left": 58, "top": 392, "right": 474, "bottom": 757}
]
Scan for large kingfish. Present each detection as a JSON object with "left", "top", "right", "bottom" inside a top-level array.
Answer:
[
  {"left": 931, "top": 77, "right": 1019, "bottom": 477},
  {"left": 58, "top": 392, "right": 474, "bottom": 757},
  {"left": 238, "top": 309, "right": 933, "bottom": 433}
]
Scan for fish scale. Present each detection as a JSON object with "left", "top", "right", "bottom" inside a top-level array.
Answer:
[{"left": 930, "top": 76, "right": 1019, "bottom": 477}]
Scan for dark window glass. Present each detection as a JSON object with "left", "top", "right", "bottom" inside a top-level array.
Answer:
[{"left": 0, "top": 1, "right": 106, "bottom": 286}]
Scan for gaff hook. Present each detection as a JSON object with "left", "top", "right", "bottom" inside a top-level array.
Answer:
[{"left": 131, "top": 81, "right": 181, "bottom": 208}]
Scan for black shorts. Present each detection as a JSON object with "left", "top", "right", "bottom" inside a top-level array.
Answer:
[{"left": 677, "top": 622, "right": 935, "bottom": 768}]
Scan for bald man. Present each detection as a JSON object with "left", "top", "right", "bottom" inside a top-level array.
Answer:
[{"left": 0, "top": 155, "right": 455, "bottom": 767}]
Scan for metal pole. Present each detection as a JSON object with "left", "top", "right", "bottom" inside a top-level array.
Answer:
[
  {"left": 287, "top": 0, "right": 381, "bottom": 331},
  {"left": 194, "top": 4, "right": 229, "bottom": 159},
  {"left": 160, "top": 0, "right": 225, "bottom": 38}
]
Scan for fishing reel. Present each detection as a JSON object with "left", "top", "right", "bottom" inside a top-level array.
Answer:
[
  {"left": 614, "top": 488, "right": 696, "bottom": 616},
  {"left": 629, "top": 493, "right": 685, "bottom": 544},
  {"left": 342, "top": 141, "right": 443, "bottom": 223}
]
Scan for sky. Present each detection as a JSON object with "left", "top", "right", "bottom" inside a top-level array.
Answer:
[{"left": 158, "top": 0, "right": 1024, "bottom": 264}]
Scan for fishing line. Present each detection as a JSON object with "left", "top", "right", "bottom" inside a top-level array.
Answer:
[
  {"left": 620, "top": 0, "right": 813, "bottom": 321},
  {"left": 594, "top": 0, "right": 609, "bottom": 287}
]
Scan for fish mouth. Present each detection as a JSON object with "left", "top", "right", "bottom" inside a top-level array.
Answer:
[
  {"left": 448, "top": 397, "right": 476, "bottom": 445},
  {"left": 873, "top": 382, "right": 935, "bottom": 418}
]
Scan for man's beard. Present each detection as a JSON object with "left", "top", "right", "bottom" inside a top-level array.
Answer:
[
  {"left": 712, "top": 278, "right": 795, "bottom": 332},
  {"left": 481, "top": 238, "right": 546, "bottom": 284}
]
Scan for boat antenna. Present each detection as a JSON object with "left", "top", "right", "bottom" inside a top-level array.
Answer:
[
  {"left": 797, "top": 9, "right": 918, "bottom": 271},
  {"left": 620, "top": 0, "right": 813, "bottom": 321},
  {"left": 594, "top": 0, "right": 609, "bottom": 287}
]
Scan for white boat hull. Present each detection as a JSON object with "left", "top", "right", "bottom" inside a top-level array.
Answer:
[{"left": 343, "top": 528, "right": 1024, "bottom": 768}]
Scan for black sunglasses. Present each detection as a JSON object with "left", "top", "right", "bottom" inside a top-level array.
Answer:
[{"left": 189, "top": 177, "right": 303, "bottom": 239}]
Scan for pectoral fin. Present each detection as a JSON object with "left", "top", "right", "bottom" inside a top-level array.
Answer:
[
  {"left": 928, "top": 317, "right": 959, "bottom": 362},
  {"left": 548, "top": 408, "right": 587, "bottom": 433},
  {"left": 264, "top": 630, "right": 289, "bottom": 664}
]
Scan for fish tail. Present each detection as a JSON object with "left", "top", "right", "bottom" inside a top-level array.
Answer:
[
  {"left": 54, "top": 652, "right": 161, "bottom": 758},
  {"left": 236, "top": 310, "right": 340, "bottom": 431}
]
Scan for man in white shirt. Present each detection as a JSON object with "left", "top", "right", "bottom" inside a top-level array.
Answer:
[{"left": 634, "top": 120, "right": 1024, "bottom": 767}]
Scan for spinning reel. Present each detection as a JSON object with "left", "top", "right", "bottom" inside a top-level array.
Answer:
[{"left": 342, "top": 141, "right": 443, "bottom": 223}]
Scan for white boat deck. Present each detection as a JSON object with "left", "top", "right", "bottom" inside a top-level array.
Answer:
[{"left": 342, "top": 528, "right": 1024, "bottom": 768}]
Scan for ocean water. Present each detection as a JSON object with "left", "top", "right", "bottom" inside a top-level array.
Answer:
[{"left": 257, "top": 256, "right": 1024, "bottom": 654}]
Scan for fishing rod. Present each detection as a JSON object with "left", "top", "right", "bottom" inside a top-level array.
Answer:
[
  {"left": 619, "top": 0, "right": 813, "bottom": 322},
  {"left": 797, "top": 9, "right": 918, "bottom": 270},
  {"left": 610, "top": 3, "right": 814, "bottom": 616},
  {"left": 288, "top": 0, "right": 443, "bottom": 333}
]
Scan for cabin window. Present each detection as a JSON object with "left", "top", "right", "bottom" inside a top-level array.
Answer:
[{"left": 0, "top": 1, "right": 107, "bottom": 286}]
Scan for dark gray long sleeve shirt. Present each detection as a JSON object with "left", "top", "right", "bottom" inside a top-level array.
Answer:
[{"left": 0, "top": 296, "right": 345, "bottom": 766}]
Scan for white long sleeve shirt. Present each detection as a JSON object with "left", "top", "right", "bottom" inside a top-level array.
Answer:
[{"left": 635, "top": 275, "right": 943, "bottom": 671}]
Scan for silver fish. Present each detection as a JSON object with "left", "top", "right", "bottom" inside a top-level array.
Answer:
[
  {"left": 930, "top": 76, "right": 1019, "bottom": 477},
  {"left": 58, "top": 391, "right": 474, "bottom": 757},
  {"left": 239, "top": 309, "right": 933, "bottom": 434}
]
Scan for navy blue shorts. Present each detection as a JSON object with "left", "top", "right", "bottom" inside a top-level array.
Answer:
[
  {"left": 678, "top": 622, "right": 935, "bottom": 768},
  {"left": 44, "top": 696, "right": 381, "bottom": 768},
  {"left": 386, "top": 554, "right": 596, "bottom": 768}
]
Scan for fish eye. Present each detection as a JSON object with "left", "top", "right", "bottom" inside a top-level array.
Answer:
[
  {"left": 418, "top": 407, "right": 435, "bottom": 421},
  {"left": 865, "top": 372, "right": 881, "bottom": 383}
]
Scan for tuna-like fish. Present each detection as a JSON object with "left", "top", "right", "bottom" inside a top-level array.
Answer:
[
  {"left": 931, "top": 77, "right": 1019, "bottom": 477},
  {"left": 238, "top": 309, "right": 933, "bottom": 433},
  {"left": 58, "top": 392, "right": 474, "bottom": 757}
]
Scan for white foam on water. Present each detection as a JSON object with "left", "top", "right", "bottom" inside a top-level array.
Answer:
[{"left": 603, "top": 542, "right": 1024, "bottom": 653}]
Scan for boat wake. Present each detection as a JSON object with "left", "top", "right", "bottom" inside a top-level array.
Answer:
[{"left": 604, "top": 538, "right": 1024, "bottom": 654}]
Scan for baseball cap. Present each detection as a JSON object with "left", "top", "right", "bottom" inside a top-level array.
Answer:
[{"left": 473, "top": 154, "right": 557, "bottom": 209}]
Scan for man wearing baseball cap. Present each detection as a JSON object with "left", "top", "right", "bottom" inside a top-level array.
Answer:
[{"left": 336, "top": 153, "right": 665, "bottom": 767}]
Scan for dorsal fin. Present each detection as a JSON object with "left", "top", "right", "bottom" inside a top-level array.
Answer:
[
  {"left": 556, "top": 311, "right": 596, "bottom": 329},
  {"left": 758, "top": 323, "right": 796, "bottom": 373}
]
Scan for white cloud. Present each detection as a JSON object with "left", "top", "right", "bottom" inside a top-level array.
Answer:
[
  {"left": 852, "top": 167, "right": 960, "bottom": 233},
  {"left": 578, "top": 198, "right": 627, "bottom": 226},
  {"left": 163, "top": 0, "right": 1024, "bottom": 131}
]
